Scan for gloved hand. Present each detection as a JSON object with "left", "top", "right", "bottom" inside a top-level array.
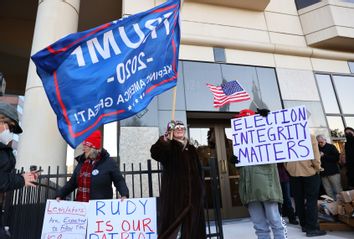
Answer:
[
  {"left": 229, "top": 155, "right": 239, "bottom": 164},
  {"left": 163, "top": 120, "right": 176, "bottom": 141},
  {"left": 167, "top": 120, "right": 176, "bottom": 132},
  {"left": 257, "top": 108, "right": 270, "bottom": 117}
]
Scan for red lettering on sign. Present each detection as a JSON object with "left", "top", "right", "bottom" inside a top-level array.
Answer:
[
  {"left": 106, "top": 220, "right": 113, "bottom": 231},
  {"left": 142, "top": 218, "right": 153, "bottom": 232},
  {"left": 121, "top": 220, "right": 131, "bottom": 231},
  {"left": 95, "top": 220, "right": 104, "bottom": 233},
  {"left": 132, "top": 220, "right": 141, "bottom": 231}
]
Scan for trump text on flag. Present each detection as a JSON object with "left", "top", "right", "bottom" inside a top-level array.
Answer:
[
  {"left": 87, "top": 198, "right": 157, "bottom": 239},
  {"left": 230, "top": 106, "right": 314, "bottom": 167},
  {"left": 31, "top": 0, "right": 180, "bottom": 147}
]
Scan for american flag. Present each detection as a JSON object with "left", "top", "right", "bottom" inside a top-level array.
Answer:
[{"left": 207, "top": 80, "right": 251, "bottom": 108}]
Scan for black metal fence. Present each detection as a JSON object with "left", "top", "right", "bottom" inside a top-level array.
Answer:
[{"left": 3, "top": 158, "right": 223, "bottom": 239}]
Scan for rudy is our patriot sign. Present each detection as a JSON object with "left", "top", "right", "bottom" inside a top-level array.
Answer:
[{"left": 31, "top": 0, "right": 181, "bottom": 148}]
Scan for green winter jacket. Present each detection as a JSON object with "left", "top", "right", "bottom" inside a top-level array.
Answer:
[{"left": 239, "top": 163, "right": 283, "bottom": 205}]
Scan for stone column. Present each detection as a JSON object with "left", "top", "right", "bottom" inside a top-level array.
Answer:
[{"left": 17, "top": 0, "right": 81, "bottom": 172}]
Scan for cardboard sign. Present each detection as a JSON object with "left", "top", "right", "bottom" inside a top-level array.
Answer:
[
  {"left": 87, "top": 198, "right": 157, "bottom": 239},
  {"left": 231, "top": 105, "right": 314, "bottom": 166},
  {"left": 41, "top": 200, "right": 88, "bottom": 239}
]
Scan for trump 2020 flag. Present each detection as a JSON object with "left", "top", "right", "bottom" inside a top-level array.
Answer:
[
  {"left": 31, "top": 0, "right": 181, "bottom": 148},
  {"left": 207, "top": 80, "right": 251, "bottom": 108}
]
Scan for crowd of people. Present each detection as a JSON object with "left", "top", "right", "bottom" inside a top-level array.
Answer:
[
  {"left": 150, "top": 110, "right": 353, "bottom": 239},
  {"left": 1, "top": 101, "right": 354, "bottom": 239}
]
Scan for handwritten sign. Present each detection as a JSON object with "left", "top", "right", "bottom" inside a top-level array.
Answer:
[
  {"left": 41, "top": 200, "right": 88, "bottom": 239},
  {"left": 87, "top": 198, "right": 157, "bottom": 239},
  {"left": 231, "top": 105, "right": 314, "bottom": 167}
]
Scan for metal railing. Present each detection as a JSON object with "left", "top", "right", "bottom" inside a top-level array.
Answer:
[{"left": 3, "top": 158, "right": 223, "bottom": 239}]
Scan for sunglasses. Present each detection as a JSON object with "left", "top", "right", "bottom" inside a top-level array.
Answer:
[{"left": 174, "top": 125, "right": 186, "bottom": 130}]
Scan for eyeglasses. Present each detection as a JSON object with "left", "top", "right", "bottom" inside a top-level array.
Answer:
[{"left": 174, "top": 125, "right": 186, "bottom": 130}]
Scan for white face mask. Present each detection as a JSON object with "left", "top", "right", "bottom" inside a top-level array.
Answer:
[{"left": 0, "top": 129, "right": 13, "bottom": 145}]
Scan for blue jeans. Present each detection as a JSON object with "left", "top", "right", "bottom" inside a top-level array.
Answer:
[
  {"left": 248, "top": 201, "right": 286, "bottom": 239},
  {"left": 321, "top": 173, "right": 342, "bottom": 200}
]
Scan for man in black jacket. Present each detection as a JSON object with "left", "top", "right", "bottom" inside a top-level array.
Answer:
[
  {"left": 0, "top": 102, "right": 38, "bottom": 191},
  {"left": 316, "top": 135, "right": 342, "bottom": 200},
  {"left": 0, "top": 102, "right": 39, "bottom": 238}
]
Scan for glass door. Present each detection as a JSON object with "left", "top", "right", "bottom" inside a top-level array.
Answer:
[{"left": 189, "top": 123, "right": 248, "bottom": 219}]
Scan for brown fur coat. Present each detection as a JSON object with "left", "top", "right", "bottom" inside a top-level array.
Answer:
[{"left": 150, "top": 136, "right": 206, "bottom": 239}]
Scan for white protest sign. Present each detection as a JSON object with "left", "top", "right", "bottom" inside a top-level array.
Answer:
[
  {"left": 231, "top": 105, "right": 314, "bottom": 167},
  {"left": 41, "top": 200, "right": 88, "bottom": 239},
  {"left": 87, "top": 198, "right": 157, "bottom": 239}
]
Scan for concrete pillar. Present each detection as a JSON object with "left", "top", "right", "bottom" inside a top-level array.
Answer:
[{"left": 17, "top": 0, "right": 80, "bottom": 172}]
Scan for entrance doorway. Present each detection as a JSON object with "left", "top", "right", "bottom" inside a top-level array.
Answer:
[{"left": 188, "top": 120, "right": 249, "bottom": 219}]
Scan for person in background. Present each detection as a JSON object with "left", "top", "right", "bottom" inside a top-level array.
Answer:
[
  {"left": 277, "top": 163, "right": 298, "bottom": 225},
  {"left": 233, "top": 109, "right": 286, "bottom": 239},
  {"left": 344, "top": 127, "right": 354, "bottom": 190},
  {"left": 150, "top": 120, "right": 206, "bottom": 239},
  {"left": 56, "top": 130, "right": 129, "bottom": 202},
  {"left": 0, "top": 102, "right": 39, "bottom": 238},
  {"left": 285, "top": 134, "right": 326, "bottom": 237},
  {"left": 316, "top": 135, "right": 342, "bottom": 200}
]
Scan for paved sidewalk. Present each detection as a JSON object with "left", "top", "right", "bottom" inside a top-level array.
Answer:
[{"left": 221, "top": 218, "right": 353, "bottom": 239}]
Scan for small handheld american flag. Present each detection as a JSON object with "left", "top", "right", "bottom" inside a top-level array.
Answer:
[{"left": 207, "top": 80, "right": 251, "bottom": 108}]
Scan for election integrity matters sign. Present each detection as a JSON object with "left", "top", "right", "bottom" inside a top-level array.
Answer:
[
  {"left": 31, "top": 0, "right": 181, "bottom": 148},
  {"left": 231, "top": 106, "right": 314, "bottom": 167}
]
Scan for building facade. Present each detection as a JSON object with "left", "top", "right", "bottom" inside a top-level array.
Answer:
[{"left": 1, "top": 0, "right": 354, "bottom": 219}]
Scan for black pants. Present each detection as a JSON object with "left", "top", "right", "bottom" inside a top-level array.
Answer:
[
  {"left": 280, "top": 181, "right": 296, "bottom": 220},
  {"left": 0, "top": 202, "right": 10, "bottom": 239},
  {"left": 0, "top": 228, "right": 10, "bottom": 239},
  {"left": 347, "top": 165, "right": 354, "bottom": 188},
  {"left": 290, "top": 174, "right": 321, "bottom": 231}
]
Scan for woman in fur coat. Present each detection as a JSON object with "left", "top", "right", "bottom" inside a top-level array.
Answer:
[{"left": 150, "top": 120, "right": 206, "bottom": 239}]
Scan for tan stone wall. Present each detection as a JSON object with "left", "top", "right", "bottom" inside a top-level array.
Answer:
[{"left": 119, "top": 127, "right": 160, "bottom": 197}]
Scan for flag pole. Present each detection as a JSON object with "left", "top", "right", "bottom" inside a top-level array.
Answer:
[
  {"left": 169, "top": 87, "right": 177, "bottom": 140},
  {"left": 168, "top": 0, "right": 181, "bottom": 139},
  {"left": 252, "top": 101, "right": 260, "bottom": 109}
]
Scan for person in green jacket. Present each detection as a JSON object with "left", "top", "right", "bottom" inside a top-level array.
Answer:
[{"left": 233, "top": 109, "right": 286, "bottom": 239}]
